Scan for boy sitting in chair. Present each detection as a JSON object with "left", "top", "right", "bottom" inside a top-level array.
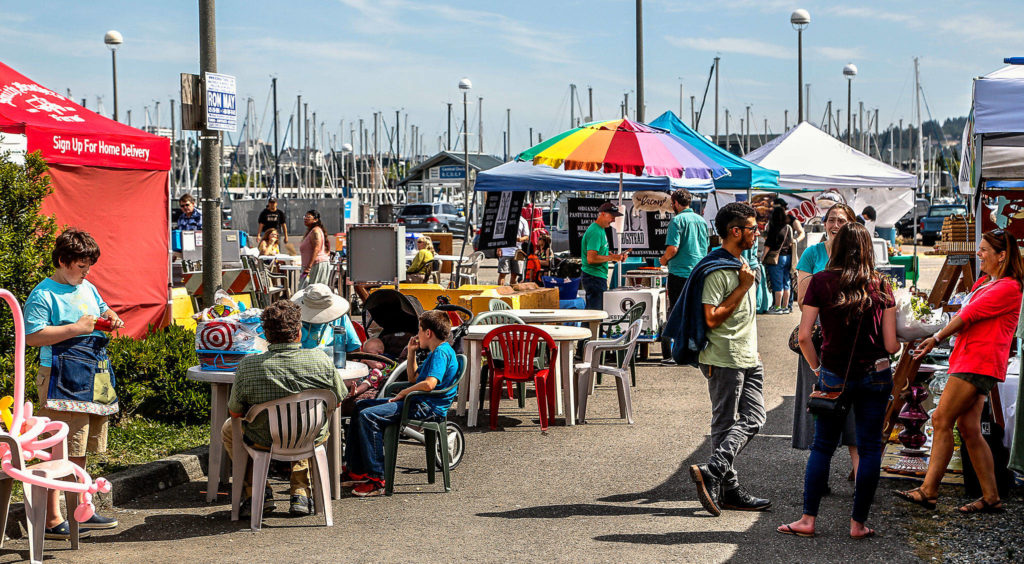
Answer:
[{"left": 342, "top": 310, "right": 460, "bottom": 497}]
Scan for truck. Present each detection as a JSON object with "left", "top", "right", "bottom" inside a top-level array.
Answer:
[{"left": 919, "top": 204, "right": 968, "bottom": 246}]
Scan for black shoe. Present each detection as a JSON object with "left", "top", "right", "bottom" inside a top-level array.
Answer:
[
  {"left": 80, "top": 513, "right": 119, "bottom": 530},
  {"left": 43, "top": 521, "right": 91, "bottom": 541},
  {"left": 689, "top": 464, "right": 721, "bottom": 517},
  {"left": 720, "top": 486, "right": 772, "bottom": 511},
  {"left": 289, "top": 494, "right": 314, "bottom": 516}
]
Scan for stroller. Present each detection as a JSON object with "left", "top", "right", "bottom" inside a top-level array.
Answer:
[{"left": 361, "top": 289, "right": 423, "bottom": 358}]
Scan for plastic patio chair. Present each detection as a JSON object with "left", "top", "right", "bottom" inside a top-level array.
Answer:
[
  {"left": 230, "top": 389, "right": 338, "bottom": 531},
  {"left": 0, "top": 433, "right": 81, "bottom": 564},
  {"left": 575, "top": 319, "right": 643, "bottom": 424},
  {"left": 488, "top": 298, "right": 511, "bottom": 311},
  {"left": 381, "top": 354, "right": 467, "bottom": 495},
  {"left": 482, "top": 325, "right": 558, "bottom": 431},
  {"left": 471, "top": 311, "right": 526, "bottom": 408},
  {"left": 456, "top": 251, "right": 485, "bottom": 286},
  {"left": 598, "top": 301, "right": 647, "bottom": 387}
]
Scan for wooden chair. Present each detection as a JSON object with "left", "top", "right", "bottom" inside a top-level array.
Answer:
[
  {"left": 575, "top": 319, "right": 643, "bottom": 424},
  {"left": 230, "top": 389, "right": 337, "bottom": 531}
]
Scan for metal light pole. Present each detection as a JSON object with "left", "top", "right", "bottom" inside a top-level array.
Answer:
[
  {"left": 199, "top": 0, "right": 222, "bottom": 307},
  {"left": 791, "top": 10, "right": 810, "bottom": 124},
  {"left": 635, "top": 0, "right": 644, "bottom": 122},
  {"left": 459, "top": 78, "right": 472, "bottom": 260},
  {"left": 843, "top": 63, "right": 857, "bottom": 145},
  {"left": 104, "top": 30, "right": 123, "bottom": 122}
]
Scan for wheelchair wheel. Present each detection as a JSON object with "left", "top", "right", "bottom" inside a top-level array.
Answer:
[{"left": 435, "top": 421, "right": 465, "bottom": 470}]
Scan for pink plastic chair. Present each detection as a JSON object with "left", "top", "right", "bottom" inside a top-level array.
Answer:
[{"left": 482, "top": 325, "right": 557, "bottom": 431}]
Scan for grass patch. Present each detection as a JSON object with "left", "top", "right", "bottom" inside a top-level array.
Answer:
[{"left": 86, "top": 418, "right": 208, "bottom": 477}]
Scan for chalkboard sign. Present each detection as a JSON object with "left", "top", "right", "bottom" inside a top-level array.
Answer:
[
  {"left": 567, "top": 198, "right": 611, "bottom": 257},
  {"left": 567, "top": 197, "right": 670, "bottom": 258},
  {"left": 477, "top": 190, "right": 526, "bottom": 251}
]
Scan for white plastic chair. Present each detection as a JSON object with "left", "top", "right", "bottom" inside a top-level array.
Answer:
[
  {"left": 456, "top": 252, "right": 485, "bottom": 286},
  {"left": 574, "top": 319, "right": 643, "bottom": 424},
  {"left": 230, "top": 389, "right": 337, "bottom": 531}
]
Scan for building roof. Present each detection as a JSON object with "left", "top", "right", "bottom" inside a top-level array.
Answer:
[{"left": 398, "top": 151, "right": 504, "bottom": 186}]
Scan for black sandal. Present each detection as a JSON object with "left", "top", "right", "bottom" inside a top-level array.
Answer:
[
  {"left": 957, "top": 498, "right": 1005, "bottom": 514},
  {"left": 893, "top": 487, "right": 937, "bottom": 510}
]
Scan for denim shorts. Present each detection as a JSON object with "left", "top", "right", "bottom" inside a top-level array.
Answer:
[{"left": 765, "top": 255, "right": 792, "bottom": 292}]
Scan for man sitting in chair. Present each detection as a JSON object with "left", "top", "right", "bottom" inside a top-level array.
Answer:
[
  {"left": 223, "top": 300, "right": 346, "bottom": 517},
  {"left": 342, "top": 310, "right": 460, "bottom": 497}
]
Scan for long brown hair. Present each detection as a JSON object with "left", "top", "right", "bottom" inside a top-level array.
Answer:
[
  {"left": 983, "top": 229, "right": 1024, "bottom": 284},
  {"left": 826, "top": 222, "right": 883, "bottom": 320}
]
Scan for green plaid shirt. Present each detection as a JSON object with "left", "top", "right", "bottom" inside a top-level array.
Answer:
[{"left": 228, "top": 342, "right": 343, "bottom": 447}]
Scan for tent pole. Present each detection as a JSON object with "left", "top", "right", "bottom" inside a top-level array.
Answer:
[{"left": 618, "top": 172, "right": 624, "bottom": 288}]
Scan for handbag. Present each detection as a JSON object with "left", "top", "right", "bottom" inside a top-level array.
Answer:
[
  {"left": 762, "top": 249, "right": 780, "bottom": 266},
  {"left": 806, "top": 316, "right": 862, "bottom": 417},
  {"left": 788, "top": 320, "right": 822, "bottom": 354}
]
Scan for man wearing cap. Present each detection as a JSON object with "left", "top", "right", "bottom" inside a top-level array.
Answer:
[
  {"left": 581, "top": 202, "right": 629, "bottom": 311},
  {"left": 258, "top": 198, "right": 288, "bottom": 243},
  {"left": 223, "top": 299, "right": 346, "bottom": 518}
]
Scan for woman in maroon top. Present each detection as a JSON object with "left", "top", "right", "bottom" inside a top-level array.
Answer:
[
  {"left": 897, "top": 229, "right": 1024, "bottom": 514},
  {"left": 779, "top": 223, "right": 899, "bottom": 539}
]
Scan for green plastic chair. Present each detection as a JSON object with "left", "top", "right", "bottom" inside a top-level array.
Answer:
[
  {"left": 598, "top": 301, "right": 647, "bottom": 387},
  {"left": 488, "top": 298, "right": 512, "bottom": 311},
  {"left": 471, "top": 311, "right": 527, "bottom": 409},
  {"left": 382, "top": 354, "right": 466, "bottom": 496}
]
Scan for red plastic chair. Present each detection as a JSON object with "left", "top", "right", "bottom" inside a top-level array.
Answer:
[{"left": 482, "top": 325, "right": 558, "bottom": 431}]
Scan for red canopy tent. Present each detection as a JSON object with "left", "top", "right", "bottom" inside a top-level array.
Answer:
[{"left": 0, "top": 61, "right": 171, "bottom": 338}]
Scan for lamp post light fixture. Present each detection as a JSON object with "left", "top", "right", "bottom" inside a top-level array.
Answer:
[
  {"left": 790, "top": 9, "right": 810, "bottom": 125},
  {"left": 104, "top": 30, "right": 123, "bottom": 122},
  {"left": 843, "top": 63, "right": 858, "bottom": 145}
]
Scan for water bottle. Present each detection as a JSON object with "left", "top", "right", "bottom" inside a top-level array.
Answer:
[{"left": 332, "top": 329, "right": 347, "bottom": 368}]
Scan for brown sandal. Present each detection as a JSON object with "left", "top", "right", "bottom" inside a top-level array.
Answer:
[
  {"left": 957, "top": 498, "right": 1005, "bottom": 514},
  {"left": 893, "top": 487, "right": 937, "bottom": 510}
]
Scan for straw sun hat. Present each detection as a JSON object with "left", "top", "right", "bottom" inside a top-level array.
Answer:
[{"left": 290, "top": 283, "right": 350, "bottom": 324}]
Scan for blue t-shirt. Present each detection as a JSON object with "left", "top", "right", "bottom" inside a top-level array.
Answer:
[
  {"left": 796, "top": 242, "right": 830, "bottom": 274},
  {"left": 24, "top": 278, "right": 109, "bottom": 367},
  {"left": 300, "top": 314, "right": 362, "bottom": 352},
  {"left": 664, "top": 209, "right": 709, "bottom": 278},
  {"left": 414, "top": 342, "right": 460, "bottom": 416}
]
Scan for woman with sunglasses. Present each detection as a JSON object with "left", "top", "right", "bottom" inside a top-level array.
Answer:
[
  {"left": 896, "top": 229, "right": 1024, "bottom": 514},
  {"left": 299, "top": 209, "right": 331, "bottom": 289},
  {"left": 792, "top": 204, "right": 863, "bottom": 477}
]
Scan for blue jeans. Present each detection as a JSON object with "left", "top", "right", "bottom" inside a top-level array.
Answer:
[
  {"left": 765, "top": 254, "right": 791, "bottom": 292},
  {"left": 344, "top": 398, "right": 439, "bottom": 480},
  {"left": 581, "top": 273, "right": 607, "bottom": 311},
  {"left": 803, "top": 364, "right": 893, "bottom": 523}
]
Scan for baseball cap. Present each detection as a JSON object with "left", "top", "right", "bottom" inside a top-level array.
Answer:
[
  {"left": 268, "top": 197, "right": 277, "bottom": 203},
  {"left": 598, "top": 202, "right": 623, "bottom": 217}
]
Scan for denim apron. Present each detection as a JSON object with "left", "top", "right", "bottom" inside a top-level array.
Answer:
[{"left": 47, "top": 335, "right": 119, "bottom": 415}]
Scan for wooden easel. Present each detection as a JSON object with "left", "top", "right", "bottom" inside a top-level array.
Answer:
[{"left": 882, "top": 253, "right": 977, "bottom": 438}]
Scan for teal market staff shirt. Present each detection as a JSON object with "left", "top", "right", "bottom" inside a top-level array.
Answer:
[
  {"left": 581, "top": 222, "right": 610, "bottom": 278},
  {"left": 664, "top": 209, "right": 709, "bottom": 278},
  {"left": 796, "top": 242, "right": 829, "bottom": 274}
]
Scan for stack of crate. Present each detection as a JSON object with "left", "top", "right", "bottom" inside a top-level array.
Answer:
[{"left": 938, "top": 215, "right": 976, "bottom": 254}]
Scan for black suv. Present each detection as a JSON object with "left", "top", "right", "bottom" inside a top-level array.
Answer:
[{"left": 397, "top": 202, "right": 470, "bottom": 235}]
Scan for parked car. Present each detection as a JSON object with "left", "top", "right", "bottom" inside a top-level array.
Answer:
[
  {"left": 896, "top": 198, "right": 931, "bottom": 238},
  {"left": 397, "top": 202, "right": 470, "bottom": 235},
  {"left": 919, "top": 204, "right": 968, "bottom": 245}
]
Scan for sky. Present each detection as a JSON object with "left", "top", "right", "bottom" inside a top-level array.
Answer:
[{"left": 2, "top": 0, "right": 1022, "bottom": 157}]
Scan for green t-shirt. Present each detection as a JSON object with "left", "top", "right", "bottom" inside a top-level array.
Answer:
[
  {"left": 664, "top": 209, "right": 709, "bottom": 278},
  {"left": 581, "top": 222, "right": 610, "bottom": 278},
  {"left": 699, "top": 266, "right": 758, "bottom": 369}
]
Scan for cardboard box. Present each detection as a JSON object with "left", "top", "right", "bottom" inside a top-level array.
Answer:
[
  {"left": 375, "top": 284, "right": 502, "bottom": 312},
  {"left": 602, "top": 288, "right": 666, "bottom": 339},
  {"left": 458, "top": 287, "right": 559, "bottom": 315}
]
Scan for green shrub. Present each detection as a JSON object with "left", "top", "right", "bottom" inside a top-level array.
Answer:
[{"left": 108, "top": 325, "right": 208, "bottom": 424}]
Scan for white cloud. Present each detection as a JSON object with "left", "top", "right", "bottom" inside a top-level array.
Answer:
[
  {"left": 665, "top": 36, "right": 790, "bottom": 59},
  {"left": 815, "top": 46, "right": 863, "bottom": 61}
]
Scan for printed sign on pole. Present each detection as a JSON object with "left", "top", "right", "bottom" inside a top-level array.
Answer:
[{"left": 204, "top": 72, "right": 236, "bottom": 132}]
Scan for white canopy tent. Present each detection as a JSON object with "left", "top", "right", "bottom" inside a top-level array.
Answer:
[{"left": 959, "top": 63, "right": 1024, "bottom": 193}]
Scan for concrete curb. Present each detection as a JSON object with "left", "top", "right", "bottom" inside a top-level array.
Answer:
[{"left": 5, "top": 445, "right": 210, "bottom": 539}]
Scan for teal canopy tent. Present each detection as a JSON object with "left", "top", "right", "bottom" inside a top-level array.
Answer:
[{"left": 649, "top": 111, "right": 779, "bottom": 190}]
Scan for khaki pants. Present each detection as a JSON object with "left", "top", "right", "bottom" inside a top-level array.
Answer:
[
  {"left": 221, "top": 419, "right": 310, "bottom": 497},
  {"left": 36, "top": 367, "right": 109, "bottom": 458}
]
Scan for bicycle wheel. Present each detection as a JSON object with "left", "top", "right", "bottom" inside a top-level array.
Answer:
[{"left": 435, "top": 421, "right": 465, "bottom": 470}]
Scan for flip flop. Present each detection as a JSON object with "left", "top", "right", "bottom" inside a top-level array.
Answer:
[
  {"left": 893, "top": 487, "right": 937, "bottom": 510},
  {"left": 777, "top": 524, "right": 815, "bottom": 538},
  {"left": 850, "top": 528, "right": 876, "bottom": 540},
  {"left": 957, "top": 498, "right": 1005, "bottom": 514}
]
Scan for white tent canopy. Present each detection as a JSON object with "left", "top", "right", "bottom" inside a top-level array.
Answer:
[
  {"left": 959, "top": 63, "right": 1024, "bottom": 193},
  {"left": 744, "top": 122, "right": 917, "bottom": 191}
]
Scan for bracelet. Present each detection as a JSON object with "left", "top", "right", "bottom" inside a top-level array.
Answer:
[{"left": 811, "top": 365, "right": 822, "bottom": 374}]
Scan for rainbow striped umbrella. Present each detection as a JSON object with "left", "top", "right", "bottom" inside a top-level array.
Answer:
[{"left": 516, "top": 118, "right": 729, "bottom": 180}]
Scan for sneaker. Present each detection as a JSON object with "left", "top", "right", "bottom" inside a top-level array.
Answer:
[
  {"left": 341, "top": 470, "right": 371, "bottom": 487},
  {"left": 720, "top": 486, "right": 772, "bottom": 511},
  {"left": 766, "top": 307, "right": 785, "bottom": 315},
  {"left": 289, "top": 494, "right": 314, "bottom": 516},
  {"left": 689, "top": 464, "right": 722, "bottom": 517},
  {"left": 351, "top": 480, "right": 385, "bottom": 498},
  {"left": 44, "top": 521, "right": 90, "bottom": 540},
  {"left": 239, "top": 487, "right": 276, "bottom": 518},
  {"left": 80, "top": 513, "right": 119, "bottom": 530}
]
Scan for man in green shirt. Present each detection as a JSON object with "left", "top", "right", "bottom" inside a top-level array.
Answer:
[
  {"left": 659, "top": 188, "right": 709, "bottom": 360},
  {"left": 689, "top": 202, "right": 771, "bottom": 517},
  {"left": 223, "top": 300, "right": 346, "bottom": 517},
  {"left": 581, "top": 202, "right": 628, "bottom": 310}
]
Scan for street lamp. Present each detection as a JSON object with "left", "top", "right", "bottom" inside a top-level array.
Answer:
[
  {"left": 459, "top": 78, "right": 472, "bottom": 253},
  {"left": 791, "top": 9, "right": 810, "bottom": 125},
  {"left": 843, "top": 63, "right": 858, "bottom": 145},
  {"left": 104, "top": 30, "right": 123, "bottom": 122}
]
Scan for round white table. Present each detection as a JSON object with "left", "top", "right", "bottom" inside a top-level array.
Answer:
[
  {"left": 511, "top": 309, "right": 608, "bottom": 338},
  {"left": 187, "top": 361, "right": 369, "bottom": 502},
  {"left": 458, "top": 324, "right": 592, "bottom": 428}
]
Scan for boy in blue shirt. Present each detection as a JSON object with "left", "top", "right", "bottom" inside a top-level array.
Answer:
[
  {"left": 343, "top": 310, "right": 459, "bottom": 497},
  {"left": 24, "top": 228, "right": 123, "bottom": 538}
]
